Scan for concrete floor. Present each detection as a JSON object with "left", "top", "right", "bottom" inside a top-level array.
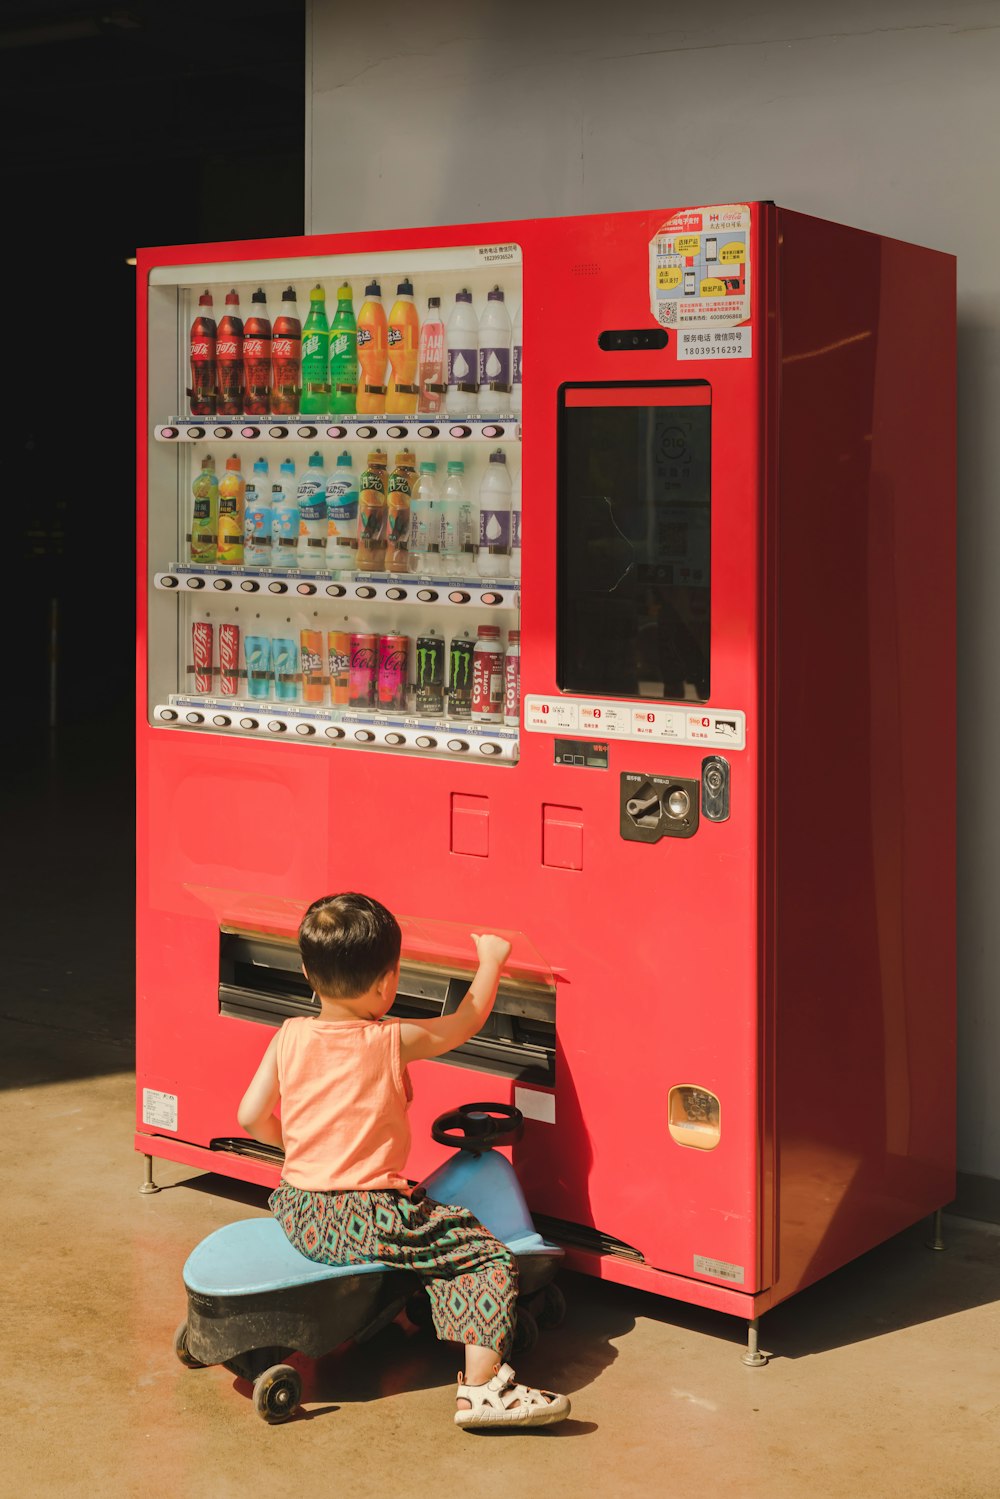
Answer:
[{"left": 4, "top": 725, "right": 1000, "bottom": 1498}]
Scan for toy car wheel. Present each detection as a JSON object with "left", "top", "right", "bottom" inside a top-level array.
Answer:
[
  {"left": 536, "top": 1282, "right": 567, "bottom": 1331},
  {"left": 173, "top": 1319, "right": 205, "bottom": 1369},
  {"left": 512, "top": 1306, "right": 539, "bottom": 1356},
  {"left": 252, "top": 1363, "right": 302, "bottom": 1424},
  {"left": 406, "top": 1291, "right": 433, "bottom": 1330}
]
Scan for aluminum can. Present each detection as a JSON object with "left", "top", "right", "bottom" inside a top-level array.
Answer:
[
  {"left": 219, "top": 623, "right": 241, "bottom": 697},
  {"left": 327, "top": 630, "right": 351, "bottom": 707},
  {"left": 471, "top": 624, "right": 504, "bottom": 723},
  {"left": 415, "top": 635, "right": 445, "bottom": 716},
  {"left": 192, "top": 620, "right": 214, "bottom": 693},
  {"left": 300, "top": 628, "right": 325, "bottom": 703},
  {"left": 349, "top": 632, "right": 378, "bottom": 710},
  {"left": 503, "top": 629, "right": 520, "bottom": 726},
  {"left": 378, "top": 633, "right": 410, "bottom": 712},
  {"left": 448, "top": 635, "right": 475, "bottom": 718}
]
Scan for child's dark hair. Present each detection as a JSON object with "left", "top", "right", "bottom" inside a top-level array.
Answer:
[{"left": 299, "top": 892, "right": 402, "bottom": 998}]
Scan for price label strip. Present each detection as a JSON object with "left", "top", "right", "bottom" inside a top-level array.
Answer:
[{"left": 525, "top": 696, "right": 745, "bottom": 751}]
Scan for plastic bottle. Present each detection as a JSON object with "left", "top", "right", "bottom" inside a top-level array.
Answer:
[
  {"left": 446, "top": 288, "right": 479, "bottom": 417},
  {"left": 356, "top": 279, "right": 388, "bottom": 414},
  {"left": 477, "top": 448, "right": 511, "bottom": 578},
  {"left": 271, "top": 459, "right": 299, "bottom": 569},
  {"left": 386, "top": 278, "right": 420, "bottom": 415},
  {"left": 297, "top": 450, "right": 328, "bottom": 568},
  {"left": 270, "top": 286, "right": 301, "bottom": 415},
  {"left": 329, "top": 282, "right": 358, "bottom": 413},
  {"left": 387, "top": 450, "right": 416, "bottom": 574},
  {"left": 356, "top": 450, "right": 388, "bottom": 571},
  {"left": 216, "top": 290, "right": 245, "bottom": 416},
  {"left": 217, "top": 454, "right": 246, "bottom": 566},
  {"left": 325, "top": 449, "right": 359, "bottom": 569},
  {"left": 440, "top": 459, "right": 472, "bottom": 576},
  {"left": 477, "top": 285, "right": 511, "bottom": 418},
  {"left": 300, "top": 284, "right": 330, "bottom": 413},
  {"left": 510, "top": 465, "right": 521, "bottom": 579},
  {"left": 189, "top": 454, "right": 219, "bottom": 563},
  {"left": 417, "top": 296, "right": 446, "bottom": 414},
  {"left": 243, "top": 289, "right": 271, "bottom": 416},
  {"left": 511, "top": 303, "right": 522, "bottom": 419},
  {"left": 410, "top": 460, "right": 440, "bottom": 572},
  {"left": 471, "top": 624, "right": 504, "bottom": 723},
  {"left": 244, "top": 458, "right": 272, "bottom": 567},
  {"left": 188, "top": 291, "right": 216, "bottom": 416}
]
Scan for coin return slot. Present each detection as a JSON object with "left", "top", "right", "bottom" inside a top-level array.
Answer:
[
  {"left": 667, "top": 1085, "right": 721, "bottom": 1150},
  {"left": 218, "top": 930, "right": 555, "bottom": 1086}
]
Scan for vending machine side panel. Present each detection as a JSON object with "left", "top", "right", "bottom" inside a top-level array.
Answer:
[{"left": 763, "top": 210, "right": 957, "bottom": 1309}]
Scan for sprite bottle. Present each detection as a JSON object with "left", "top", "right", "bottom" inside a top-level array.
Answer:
[
  {"left": 329, "top": 281, "right": 358, "bottom": 413},
  {"left": 300, "top": 284, "right": 330, "bottom": 413}
]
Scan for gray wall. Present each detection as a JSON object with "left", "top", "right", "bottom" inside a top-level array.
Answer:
[{"left": 307, "top": 0, "right": 1000, "bottom": 1189}]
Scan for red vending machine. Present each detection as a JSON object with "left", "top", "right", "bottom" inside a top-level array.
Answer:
[{"left": 136, "top": 203, "right": 956, "bottom": 1337}]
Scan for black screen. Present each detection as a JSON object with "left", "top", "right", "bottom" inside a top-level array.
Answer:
[{"left": 557, "top": 388, "right": 711, "bottom": 702}]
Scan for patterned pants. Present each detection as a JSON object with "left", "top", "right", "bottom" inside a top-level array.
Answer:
[{"left": 270, "top": 1183, "right": 518, "bottom": 1357}]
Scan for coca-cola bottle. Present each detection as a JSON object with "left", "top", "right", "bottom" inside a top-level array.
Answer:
[
  {"left": 270, "top": 286, "right": 301, "bottom": 415},
  {"left": 243, "top": 288, "right": 272, "bottom": 416},
  {"left": 188, "top": 290, "right": 217, "bottom": 416},
  {"left": 216, "top": 289, "right": 245, "bottom": 416}
]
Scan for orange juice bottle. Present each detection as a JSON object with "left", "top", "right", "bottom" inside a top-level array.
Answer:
[
  {"left": 386, "top": 277, "right": 419, "bottom": 415},
  {"left": 356, "top": 279, "right": 388, "bottom": 414}
]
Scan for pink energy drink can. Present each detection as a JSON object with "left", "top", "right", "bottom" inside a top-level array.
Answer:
[
  {"left": 192, "top": 620, "right": 214, "bottom": 693},
  {"left": 219, "top": 623, "right": 241, "bottom": 696},
  {"left": 378, "top": 633, "right": 409, "bottom": 712}
]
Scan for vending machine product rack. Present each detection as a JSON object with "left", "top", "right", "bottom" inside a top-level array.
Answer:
[{"left": 137, "top": 205, "right": 956, "bottom": 1335}]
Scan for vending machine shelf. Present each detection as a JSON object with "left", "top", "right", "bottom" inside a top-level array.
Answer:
[
  {"left": 155, "top": 417, "right": 520, "bottom": 445},
  {"left": 154, "top": 697, "right": 518, "bottom": 761},
  {"left": 155, "top": 568, "right": 519, "bottom": 609}
]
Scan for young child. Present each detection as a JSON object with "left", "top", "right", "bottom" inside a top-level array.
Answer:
[{"left": 237, "top": 891, "right": 570, "bottom": 1429}]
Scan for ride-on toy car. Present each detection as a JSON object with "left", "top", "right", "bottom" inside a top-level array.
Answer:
[{"left": 173, "top": 1103, "right": 566, "bottom": 1422}]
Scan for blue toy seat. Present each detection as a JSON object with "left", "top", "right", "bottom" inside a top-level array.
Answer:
[{"left": 184, "top": 1218, "right": 388, "bottom": 1298}]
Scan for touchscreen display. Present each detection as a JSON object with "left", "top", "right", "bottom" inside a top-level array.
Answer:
[{"left": 557, "top": 388, "right": 711, "bottom": 702}]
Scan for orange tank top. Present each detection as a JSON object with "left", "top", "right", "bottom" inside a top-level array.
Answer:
[{"left": 275, "top": 1016, "right": 411, "bottom": 1192}]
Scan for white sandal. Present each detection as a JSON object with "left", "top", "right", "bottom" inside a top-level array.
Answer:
[{"left": 454, "top": 1362, "right": 571, "bottom": 1428}]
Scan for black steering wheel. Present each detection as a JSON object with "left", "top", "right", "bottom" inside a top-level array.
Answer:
[{"left": 431, "top": 1101, "right": 525, "bottom": 1154}]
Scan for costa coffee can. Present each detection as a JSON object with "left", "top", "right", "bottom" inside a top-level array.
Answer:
[
  {"left": 191, "top": 620, "right": 214, "bottom": 693},
  {"left": 378, "top": 633, "right": 410, "bottom": 712},
  {"left": 503, "top": 629, "right": 520, "bottom": 726},
  {"left": 471, "top": 624, "right": 504, "bottom": 723},
  {"left": 415, "top": 635, "right": 445, "bottom": 716},
  {"left": 448, "top": 635, "right": 475, "bottom": 717},
  {"left": 300, "top": 628, "right": 325, "bottom": 703},
  {"left": 327, "top": 630, "right": 351, "bottom": 707},
  {"left": 219, "top": 622, "right": 241, "bottom": 696},
  {"left": 349, "top": 632, "right": 378, "bottom": 709}
]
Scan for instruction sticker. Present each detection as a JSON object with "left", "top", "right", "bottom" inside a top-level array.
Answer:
[
  {"left": 142, "top": 1088, "right": 178, "bottom": 1131},
  {"left": 650, "top": 204, "right": 751, "bottom": 330}
]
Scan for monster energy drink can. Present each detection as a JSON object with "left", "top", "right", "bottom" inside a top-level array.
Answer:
[
  {"left": 415, "top": 635, "right": 445, "bottom": 716},
  {"left": 448, "top": 635, "right": 475, "bottom": 717}
]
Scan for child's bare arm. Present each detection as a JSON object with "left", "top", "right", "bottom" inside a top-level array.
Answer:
[
  {"left": 399, "top": 934, "right": 512, "bottom": 1064},
  {"left": 237, "top": 1030, "right": 283, "bottom": 1147}
]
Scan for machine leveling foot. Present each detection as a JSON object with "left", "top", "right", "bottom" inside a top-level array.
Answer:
[
  {"left": 926, "top": 1208, "right": 946, "bottom": 1252},
  {"left": 139, "top": 1154, "right": 161, "bottom": 1195},
  {"left": 741, "top": 1318, "right": 768, "bottom": 1367}
]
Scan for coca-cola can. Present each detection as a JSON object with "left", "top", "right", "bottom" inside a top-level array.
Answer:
[
  {"left": 378, "top": 633, "right": 410, "bottom": 712},
  {"left": 192, "top": 620, "right": 214, "bottom": 693},
  {"left": 349, "top": 632, "right": 378, "bottom": 710},
  {"left": 219, "top": 623, "right": 240, "bottom": 696}
]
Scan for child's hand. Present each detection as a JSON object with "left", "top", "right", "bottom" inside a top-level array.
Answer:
[{"left": 471, "top": 932, "right": 512, "bottom": 968}]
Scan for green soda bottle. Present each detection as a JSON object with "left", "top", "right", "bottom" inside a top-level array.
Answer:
[
  {"left": 329, "top": 281, "right": 358, "bottom": 413},
  {"left": 190, "top": 454, "right": 218, "bottom": 563},
  {"left": 300, "top": 284, "right": 330, "bottom": 413}
]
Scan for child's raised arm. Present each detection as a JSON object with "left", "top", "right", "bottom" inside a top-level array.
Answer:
[
  {"left": 399, "top": 933, "right": 512, "bottom": 1065},
  {"left": 237, "top": 1030, "right": 284, "bottom": 1147}
]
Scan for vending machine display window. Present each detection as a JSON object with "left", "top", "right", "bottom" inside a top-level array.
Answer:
[{"left": 557, "top": 382, "right": 711, "bottom": 703}]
